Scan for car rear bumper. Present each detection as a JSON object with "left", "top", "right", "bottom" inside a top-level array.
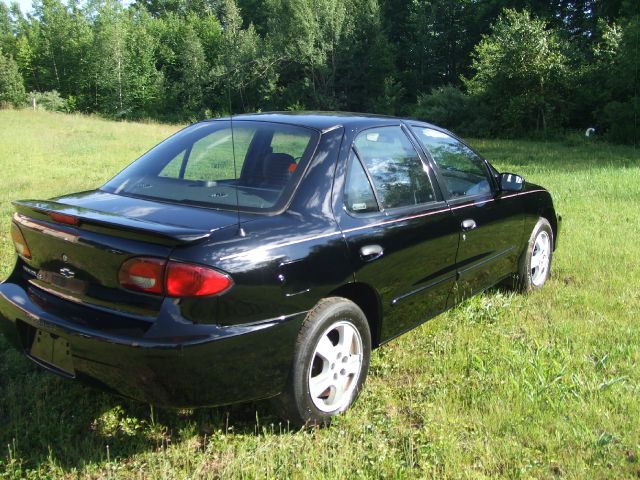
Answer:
[{"left": 0, "top": 278, "right": 306, "bottom": 408}]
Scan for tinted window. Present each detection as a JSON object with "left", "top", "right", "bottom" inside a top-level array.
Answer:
[
  {"left": 184, "top": 128, "right": 253, "bottom": 181},
  {"left": 159, "top": 150, "right": 185, "bottom": 178},
  {"left": 344, "top": 150, "right": 379, "bottom": 213},
  {"left": 102, "top": 121, "right": 318, "bottom": 212},
  {"left": 354, "top": 127, "right": 435, "bottom": 209},
  {"left": 412, "top": 127, "right": 492, "bottom": 198},
  {"left": 271, "top": 130, "right": 310, "bottom": 159},
  {"left": 159, "top": 127, "right": 255, "bottom": 182}
]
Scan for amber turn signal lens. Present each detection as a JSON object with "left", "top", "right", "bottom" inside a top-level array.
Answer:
[{"left": 10, "top": 222, "right": 32, "bottom": 259}]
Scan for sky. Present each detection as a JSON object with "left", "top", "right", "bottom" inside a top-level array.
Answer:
[
  {"left": 2, "top": 0, "right": 133, "bottom": 15},
  {"left": 3, "top": 0, "right": 32, "bottom": 13}
]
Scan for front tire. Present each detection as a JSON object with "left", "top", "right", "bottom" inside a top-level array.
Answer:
[
  {"left": 516, "top": 217, "right": 553, "bottom": 291},
  {"left": 275, "top": 297, "right": 371, "bottom": 427}
]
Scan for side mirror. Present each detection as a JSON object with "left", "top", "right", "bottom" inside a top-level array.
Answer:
[{"left": 500, "top": 172, "right": 525, "bottom": 192}]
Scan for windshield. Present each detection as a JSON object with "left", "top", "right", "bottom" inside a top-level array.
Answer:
[{"left": 101, "top": 120, "right": 319, "bottom": 212}]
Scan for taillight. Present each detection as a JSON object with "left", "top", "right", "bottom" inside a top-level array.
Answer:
[
  {"left": 47, "top": 212, "right": 80, "bottom": 226},
  {"left": 118, "top": 257, "right": 165, "bottom": 294},
  {"left": 118, "top": 257, "right": 233, "bottom": 297},
  {"left": 10, "top": 222, "right": 32, "bottom": 259},
  {"left": 166, "top": 262, "right": 233, "bottom": 297}
]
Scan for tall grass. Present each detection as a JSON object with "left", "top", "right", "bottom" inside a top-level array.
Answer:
[{"left": 0, "top": 110, "right": 639, "bottom": 479}]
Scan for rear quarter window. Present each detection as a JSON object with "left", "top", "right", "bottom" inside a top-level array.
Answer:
[{"left": 344, "top": 150, "right": 379, "bottom": 213}]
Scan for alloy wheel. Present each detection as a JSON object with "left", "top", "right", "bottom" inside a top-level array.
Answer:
[
  {"left": 308, "top": 321, "right": 363, "bottom": 413},
  {"left": 531, "top": 230, "right": 551, "bottom": 287}
]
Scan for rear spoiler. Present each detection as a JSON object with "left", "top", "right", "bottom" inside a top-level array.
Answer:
[{"left": 13, "top": 200, "right": 212, "bottom": 245}]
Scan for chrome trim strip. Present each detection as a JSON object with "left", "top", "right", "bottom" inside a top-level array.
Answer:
[
  {"left": 501, "top": 189, "right": 546, "bottom": 199},
  {"left": 321, "top": 124, "right": 343, "bottom": 134},
  {"left": 341, "top": 206, "right": 452, "bottom": 235},
  {"left": 446, "top": 189, "right": 546, "bottom": 211},
  {"left": 219, "top": 207, "right": 453, "bottom": 261},
  {"left": 219, "top": 189, "right": 546, "bottom": 261},
  {"left": 449, "top": 198, "right": 494, "bottom": 211}
]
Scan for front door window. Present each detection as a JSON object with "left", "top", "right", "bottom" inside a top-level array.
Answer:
[{"left": 412, "top": 127, "right": 492, "bottom": 198}]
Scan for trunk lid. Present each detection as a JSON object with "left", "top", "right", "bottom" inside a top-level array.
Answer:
[{"left": 12, "top": 190, "right": 255, "bottom": 317}]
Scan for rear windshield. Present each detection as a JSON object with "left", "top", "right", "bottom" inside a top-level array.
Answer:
[{"left": 101, "top": 120, "right": 319, "bottom": 212}]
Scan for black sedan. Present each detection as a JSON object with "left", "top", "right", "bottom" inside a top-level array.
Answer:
[{"left": 0, "top": 113, "right": 559, "bottom": 425}]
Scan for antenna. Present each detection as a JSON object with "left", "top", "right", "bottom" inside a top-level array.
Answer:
[{"left": 228, "top": 87, "right": 246, "bottom": 237}]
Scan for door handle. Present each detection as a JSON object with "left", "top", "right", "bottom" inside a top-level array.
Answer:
[
  {"left": 360, "top": 244, "right": 384, "bottom": 262},
  {"left": 461, "top": 219, "right": 477, "bottom": 232}
]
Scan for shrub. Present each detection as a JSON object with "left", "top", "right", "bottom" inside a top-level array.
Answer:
[
  {"left": 27, "top": 90, "right": 76, "bottom": 113},
  {"left": 0, "top": 50, "right": 25, "bottom": 108},
  {"left": 602, "top": 98, "right": 639, "bottom": 145},
  {"left": 413, "top": 86, "right": 469, "bottom": 128},
  {"left": 462, "top": 9, "right": 570, "bottom": 136},
  {"left": 370, "top": 77, "right": 406, "bottom": 116},
  {"left": 412, "top": 85, "right": 494, "bottom": 137}
]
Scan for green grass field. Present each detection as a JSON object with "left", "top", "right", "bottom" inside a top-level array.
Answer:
[{"left": 0, "top": 109, "right": 639, "bottom": 479}]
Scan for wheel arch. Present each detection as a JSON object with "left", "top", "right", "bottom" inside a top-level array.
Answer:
[
  {"left": 329, "top": 282, "right": 383, "bottom": 348},
  {"left": 540, "top": 207, "right": 559, "bottom": 250}
]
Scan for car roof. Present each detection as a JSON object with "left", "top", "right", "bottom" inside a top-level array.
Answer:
[{"left": 205, "top": 111, "right": 438, "bottom": 132}]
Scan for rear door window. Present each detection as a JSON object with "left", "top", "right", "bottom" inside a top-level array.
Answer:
[{"left": 353, "top": 126, "right": 436, "bottom": 210}]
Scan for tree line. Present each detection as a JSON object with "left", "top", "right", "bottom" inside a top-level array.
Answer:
[{"left": 0, "top": 0, "right": 638, "bottom": 143}]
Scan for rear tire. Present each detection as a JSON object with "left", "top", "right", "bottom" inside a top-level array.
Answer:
[
  {"left": 516, "top": 217, "right": 553, "bottom": 292},
  {"left": 274, "top": 297, "right": 371, "bottom": 427}
]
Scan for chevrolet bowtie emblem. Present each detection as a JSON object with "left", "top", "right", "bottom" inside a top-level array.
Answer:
[{"left": 59, "top": 267, "right": 75, "bottom": 279}]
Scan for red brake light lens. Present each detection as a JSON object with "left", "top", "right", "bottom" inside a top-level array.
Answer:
[
  {"left": 118, "top": 258, "right": 233, "bottom": 297},
  {"left": 118, "top": 257, "right": 165, "bottom": 294},
  {"left": 10, "top": 222, "right": 32, "bottom": 259},
  {"left": 47, "top": 212, "right": 80, "bottom": 226},
  {"left": 166, "top": 261, "right": 233, "bottom": 297}
]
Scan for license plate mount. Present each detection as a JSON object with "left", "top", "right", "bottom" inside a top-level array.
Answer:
[{"left": 30, "top": 329, "right": 75, "bottom": 376}]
